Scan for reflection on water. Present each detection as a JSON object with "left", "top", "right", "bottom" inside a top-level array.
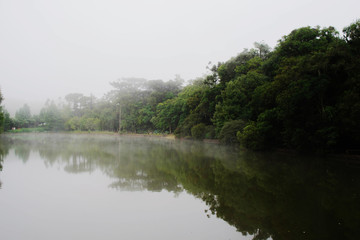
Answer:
[{"left": 0, "top": 133, "right": 359, "bottom": 240}]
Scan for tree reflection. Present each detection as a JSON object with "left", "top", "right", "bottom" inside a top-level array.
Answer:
[
  {"left": 0, "top": 136, "right": 11, "bottom": 188},
  {"left": 1, "top": 133, "right": 359, "bottom": 240},
  {"left": 197, "top": 153, "right": 360, "bottom": 240}
]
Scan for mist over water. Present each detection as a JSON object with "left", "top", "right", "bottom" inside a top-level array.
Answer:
[
  {"left": 0, "top": 134, "right": 247, "bottom": 240},
  {"left": 0, "top": 133, "right": 359, "bottom": 240},
  {"left": 0, "top": 1, "right": 359, "bottom": 239}
]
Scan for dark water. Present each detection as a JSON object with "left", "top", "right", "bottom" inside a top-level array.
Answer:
[{"left": 0, "top": 133, "right": 359, "bottom": 240}]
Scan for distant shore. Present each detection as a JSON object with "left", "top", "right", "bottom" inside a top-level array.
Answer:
[
  {"left": 2, "top": 130, "right": 223, "bottom": 143},
  {"left": 3, "top": 131, "right": 358, "bottom": 161}
]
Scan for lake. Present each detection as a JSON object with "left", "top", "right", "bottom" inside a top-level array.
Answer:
[{"left": 0, "top": 133, "right": 359, "bottom": 240}]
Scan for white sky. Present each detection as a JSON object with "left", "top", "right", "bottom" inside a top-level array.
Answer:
[{"left": 0, "top": 0, "right": 359, "bottom": 115}]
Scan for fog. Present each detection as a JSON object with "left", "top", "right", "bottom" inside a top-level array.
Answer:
[{"left": 0, "top": 0, "right": 359, "bottom": 115}]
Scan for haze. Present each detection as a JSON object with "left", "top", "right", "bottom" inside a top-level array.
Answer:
[{"left": 0, "top": 0, "right": 359, "bottom": 115}]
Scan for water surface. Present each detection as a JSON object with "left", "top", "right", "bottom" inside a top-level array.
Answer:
[{"left": 0, "top": 133, "right": 359, "bottom": 240}]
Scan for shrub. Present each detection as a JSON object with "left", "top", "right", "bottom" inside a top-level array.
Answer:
[
  {"left": 174, "top": 113, "right": 201, "bottom": 138},
  {"left": 219, "top": 120, "right": 246, "bottom": 144},
  {"left": 237, "top": 121, "right": 263, "bottom": 150},
  {"left": 191, "top": 123, "right": 206, "bottom": 140},
  {"left": 205, "top": 125, "right": 216, "bottom": 139}
]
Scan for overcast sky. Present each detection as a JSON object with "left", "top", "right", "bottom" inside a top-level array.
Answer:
[{"left": 0, "top": 0, "right": 359, "bottom": 115}]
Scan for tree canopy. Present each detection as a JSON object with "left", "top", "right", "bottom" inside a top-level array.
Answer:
[{"left": 1, "top": 20, "right": 359, "bottom": 153}]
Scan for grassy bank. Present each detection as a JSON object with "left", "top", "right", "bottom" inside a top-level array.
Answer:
[{"left": 6, "top": 127, "right": 47, "bottom": 133}]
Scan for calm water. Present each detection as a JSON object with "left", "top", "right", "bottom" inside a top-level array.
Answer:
[{"left": 0, "top": 133, "right": 359, "bottom": 240}]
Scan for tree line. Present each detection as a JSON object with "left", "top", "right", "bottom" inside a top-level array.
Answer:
[{"left": 1, "top": 20, "right": 359, "bottom": 153}]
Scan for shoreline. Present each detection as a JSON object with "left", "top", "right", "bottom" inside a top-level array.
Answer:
[{"left": 2, "top": 131, "right": 358, "bottom": 161}]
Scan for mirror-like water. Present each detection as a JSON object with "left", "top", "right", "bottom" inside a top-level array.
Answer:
[{"left": 0, "top": 133, "right": 359, "bottom": 240}]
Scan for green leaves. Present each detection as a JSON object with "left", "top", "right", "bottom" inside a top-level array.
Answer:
[
  {"left": 2, "top": 21, "right": 358, "bottom": 152},
  {"left": 15, "top": 104, "right": 32, "bottom": 128},
  {"left": 152, "top": 98, "right": 182, "bottom": 133}
]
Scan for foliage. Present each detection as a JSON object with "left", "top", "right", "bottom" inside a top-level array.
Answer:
[
  {"left": 2, "top": 110, "right": 13, "bottom": 132},
  {"left": 204, "top": 125, "right": 216, "bottom": 139},
  {"left": 0, "top": 90, "right": 3, "bottom": 133},
  {"left": 3, "top": 21, "right": 360, "bottom": 153},
  {"left": 39, "top": 101, "right": 65, "bottom": 131},
  {"left": 14, "top": 104, "right": 32, "bottom": 128},
  {"left": 213, "top": 59, "right": 269, "bottom": 133},
  {"left": 151, "top": 98, "right": 181, "bottom": 133},
  {"left": 191, "top": 123, "right": 206, "bottom": 140},
  {"left": 237, "top": 121, "right": 263, "bottom": 150},
  {"left": 218, "top": 120, "right": 247, "bottom": 144}
]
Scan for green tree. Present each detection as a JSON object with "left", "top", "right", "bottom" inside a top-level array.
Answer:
[
  {"left": 0, "top": 90, "right": 4, "bottom": 132},
  {"left": 79, "top": 117, "right": 100, "bottom": 131},
  {"left": 337, "top": 20, "right": 360, "bottom": 150},
  {"left": 214, "top": 65, "right": 268, "bottom": 132},
  {"left": 39, "top": 101, "right": 64, "bottom": 131},
  {"left": 218, "top": 120, "right": 246, "bottom": 144},
  {"left": 65, "top": 116, "right": 81, "bottom": 131},
  {"left": 267, "top": 26, "right": 349, "bottom": 151},
  {"left": 15, "top": 104, "right": 32, "bottom": 128},
  {"left": 65, "top": 93, "right": 85, "bottom": 117},
  {"left": 169, "top": 80, "right": 208, "bottom": 137},
  {"left": 109, "top": 77, "right": 183, "bottom": 133},
  {"left": 191, "top": 123, "right": 207, "bottom": 140},
  {"left": 152, "top": 98, "right": 182, "bottom": 133},
  {"left": 2, "top": 109, "right": 14, "bottom": 132}
]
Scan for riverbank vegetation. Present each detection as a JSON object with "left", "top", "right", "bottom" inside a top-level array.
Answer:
[{"left": 1, "top": 20, "right": 359, "bottom": 153}]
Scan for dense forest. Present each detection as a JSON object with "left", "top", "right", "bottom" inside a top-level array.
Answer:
[{"left": 1, "top": 20, "right": 359, "bottom": 153}]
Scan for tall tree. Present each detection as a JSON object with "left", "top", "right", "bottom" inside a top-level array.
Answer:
[
  {"left": 1, "top": 109, "right": 13, "bottom": 132},
  {"left": 15, "top": 104, "right": 32, "bottom": 128},
  {"left": 39, "top": 100, "right": 64, "bottom": 131}
]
